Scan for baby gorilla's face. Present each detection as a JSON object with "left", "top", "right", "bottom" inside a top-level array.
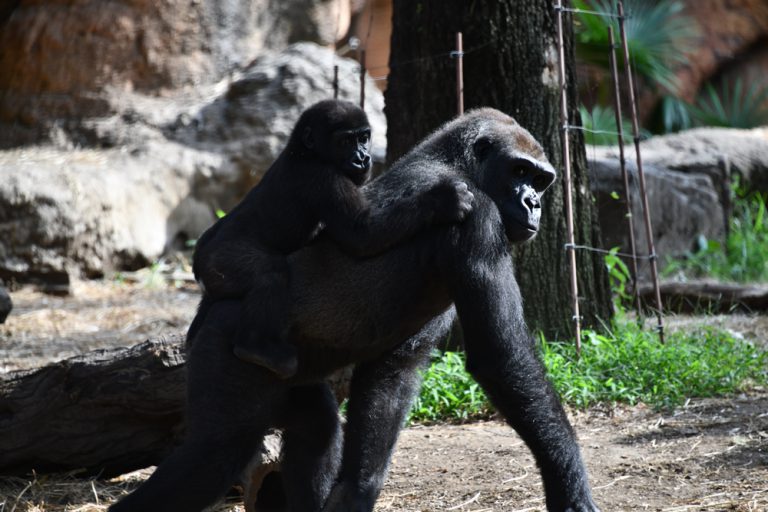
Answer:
[{"left": 330, "top": 126, "right": 372, "bottom": 185}]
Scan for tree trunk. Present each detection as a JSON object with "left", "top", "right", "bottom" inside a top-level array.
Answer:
[
  {"left": 0, "top": 337, "right": 351, "bottom": 483},
  {"left": 0, "top": 337, "right": 187, "bottom": 477},
  {"left": 385, "top": 0, "right": 612, "bottom": 339}
]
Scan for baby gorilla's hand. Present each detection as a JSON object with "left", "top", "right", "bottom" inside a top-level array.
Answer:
[{"left": 427, "top": 179, "right": 475, "bottom": 223}]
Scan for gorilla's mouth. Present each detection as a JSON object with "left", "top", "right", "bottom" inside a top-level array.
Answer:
[
  {"left": 506, "top": 218, "right": 539, "bottom": 240},
  {"left": 511, "top": 217, "right": 539, "bottom": 233},
  {"left": 350, "top": 161, "right": 370, "bottom": 172}
]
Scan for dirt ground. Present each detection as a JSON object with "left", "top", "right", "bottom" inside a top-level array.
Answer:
[{"left": 1, "top": 279, "right": 767, "bottom": 511}]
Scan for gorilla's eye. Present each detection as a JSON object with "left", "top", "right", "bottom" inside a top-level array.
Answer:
[
  {"left": 511, "top": 166, "right": 527, "bottom": 178},
  {"left": 532, "top": 174, "right": 548, "bottom": 190},
  {"left": 473, "top": 137, "right": 493, "bottom": 159}
]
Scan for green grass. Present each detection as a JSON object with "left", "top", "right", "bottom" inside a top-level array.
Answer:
[
  {"left": 408, "top": 351, "right": 493, "bottom": 424},
  {"left": 408, "top": 324, "right": 767, "bottom": 424},
  {"left": 663, "top": 191, "right": 768, "bottom": 282},
  {"left": 542, "top": 324, "right": 766, "bottom": 409}
]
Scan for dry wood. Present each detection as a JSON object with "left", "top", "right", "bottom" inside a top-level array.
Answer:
[
  {"left": 0, "top": 334, "right": 350, "bottom": 494},
  {"left": 0, "top": 336, "right": 187, "bottom": 478},
  {"left": 638, "top": 279, "right": 768, "bottom": 313}
]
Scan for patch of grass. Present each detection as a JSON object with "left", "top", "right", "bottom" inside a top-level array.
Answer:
[
  {"left": 408, "top": 351, "right": 493, "bottom": 424},
  {"left": 542, "top": 323, "right": 767, "bottom": 409},
  {"left": 409, "top": 324, "right": 767, "bottom": 423},
  {"left": 663, "top": 191, "right": 768, "bottom": 282}
]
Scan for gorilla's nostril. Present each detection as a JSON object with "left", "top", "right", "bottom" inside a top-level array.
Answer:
[{"left": 524, "top": 196, "right": 540, "bottom": 210}]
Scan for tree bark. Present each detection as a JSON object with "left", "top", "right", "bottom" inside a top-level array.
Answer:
[
  {"left": 639, "top": 279, "right": 768, "bottom": 314},
  {"left": 385, "top": 0, "right": 612, "bottom": 339},
  {"left": 0, "top": 337, "right": 351, "bottom": 480},
  {"left": 0, "top": 336, "right": 187, "bottom": 477}
]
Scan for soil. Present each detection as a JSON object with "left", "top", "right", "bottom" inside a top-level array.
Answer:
[{"left": 1, "top": 279, "right": 767, "bottom": 511}]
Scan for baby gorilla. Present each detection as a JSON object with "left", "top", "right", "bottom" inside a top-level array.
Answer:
[{"left": 193, "top": 99, "right": 474, "bottom": 376}]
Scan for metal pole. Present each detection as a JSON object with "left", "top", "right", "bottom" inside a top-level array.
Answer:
[
  {"left": 359, "top": 49, "right": 366, "bottom": 109},
  {"left": 617, "top": 1, "right": 665, "bottom": 343},
  {"left": 455, "top": 32, "right": 464, "bottom": 115},
  {"left": 607, "top": 25, "right": 641, "bottom": 315},
  {"left": 555, "top": 0, "right": 582, "bottom": 352},
  {"left": 333, "top": 65, "right": 339, "bottom": 99}
]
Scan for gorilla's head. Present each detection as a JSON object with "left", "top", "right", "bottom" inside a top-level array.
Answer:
[{"left": 436, "top": 109, "right": 557, "bottom": 243}]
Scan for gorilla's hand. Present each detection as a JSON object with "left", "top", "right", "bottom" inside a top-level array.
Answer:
[
  {"left": 425, "top": 178, "right": 475, "bottom": 223},
  {"left": 560, "top": 488, "right": 602, "bottom": 512},
  {"left": 565, "top": 503, "right": 602, "bottom": 512},
  {"left": 321, "top": 481, "right": 375, "bottom": 512}
]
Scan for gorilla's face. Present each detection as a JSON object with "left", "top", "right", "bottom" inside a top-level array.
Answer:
[{"left": 474, "top": 125, "right": 556, "bottom": 243}]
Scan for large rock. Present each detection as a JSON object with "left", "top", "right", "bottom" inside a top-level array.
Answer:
[
  {"left": 0, "top": 142, "right": 223, "bottom": 284},
  {"left": 164, "top": 42, "right": 387, "bottom": 194},
  {"left": 589, "top": 156, "right": 725, "bottom": 277},
  {"left": 0, "top": 43, "right": 387, "bottom": 284},
  {"left": 0, "top": 0, "right": 355, "bottom": 148},
  {"left": 676, "top": 0, "right": 768, "bottom": 103},
  {"left": 639, "top": 127, "right": 768, "bottom": 194},
  {"left": 589, "top": 127, "right": 768, "bottom": 271}
]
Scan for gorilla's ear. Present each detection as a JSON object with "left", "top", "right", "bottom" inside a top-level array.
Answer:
[
  {"left": 473, "top": 136, "right": 494, "bottom": 161},
  {"left": 302, "top": 126, "right": 315, "bottom": 149}
]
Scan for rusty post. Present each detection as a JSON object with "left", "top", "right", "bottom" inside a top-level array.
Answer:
[
  {"left": 555, "top": 0, "right": 582, "bottom": 352},
  {"left": 359, "top": 50, "right": 366, "bottom": 109},
  {"left": 607, "top": 25, "right": 641, "bottom": 315},
  {"left": 618, "top": 0, "right": 665, "bottom": 342},
  {"left": 455, "top": 32, "right": 464, "bottom": 115},
  {"left": 333, "top": 65, "right": 339, "bottom": 99}
]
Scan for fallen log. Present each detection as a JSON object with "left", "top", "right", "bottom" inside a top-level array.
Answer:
[
  {"left": 0, "top": 335, "right": 351, "bottom": 492},
  {"left": 638, "top": 279, "right": 768, "bottom": 313},
  {"left": 0, "top": 336, "right": 187, "bottom": 478}
]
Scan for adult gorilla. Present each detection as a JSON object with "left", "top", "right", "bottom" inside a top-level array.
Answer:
[{"left": 110, "top": 108, "right": 600, "bottom": 512}]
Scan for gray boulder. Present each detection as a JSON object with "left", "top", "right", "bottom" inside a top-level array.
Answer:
[
  {"left": 0, "top": 0, "right": 357, "bottom": 148},
  {"left": 588, "top": 127, "right": 768, "bottom": 274},
  {"left": 163, "top": 42, "right": 387, "bottom": 196},
  {"left": 631, "top": 127, "right": 768, "bottom": 196},
  {"left": 0, "top": 142, "right": 223, "bottom": 285},
  {"left": 590, "top": 157, "right": 725, "bottom": 263},
  {"left": 0, "top": 43, "right": 386, "bottom": 284}
]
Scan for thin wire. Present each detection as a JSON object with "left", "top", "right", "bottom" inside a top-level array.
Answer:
[
  {"left": 565, "top": 244, "right": 657, "bottom": 260},
  {"left": 554, "top": 6, "right": 626, "bottom": 19}
]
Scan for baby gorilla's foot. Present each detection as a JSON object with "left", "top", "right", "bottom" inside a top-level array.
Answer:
[{"left": 233, "top": 341, "right": 298, "bottom": 378}]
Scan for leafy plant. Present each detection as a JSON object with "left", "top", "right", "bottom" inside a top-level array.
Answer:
[
  {"left": 604, "top": 247, "right": 633, "bottom": 309},
  {"left": 409, "top": 351, "right": 493, "bottom": 424},
  {"left": 574, "top": 0, "right": 698, "bottom": 94},
  {"left": 688, "top": 78, "right": 768, "bottom": 129},
  {"left": 655, "top": 94, "right": 695, "bottom": 133},
  {"left": 578, "top": 104, "right": 634, "bottom": 146}
]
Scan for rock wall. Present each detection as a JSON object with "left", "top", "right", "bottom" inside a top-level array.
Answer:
[
  {"left": 0, "top": 0, "right": 356, "bottom": 148},
  {"left": 0, "top": 42, "right": 386, "bottom": 286},
  {"left": 676, "top": 0, "right": 768, "bottom": 102},
  {"left": 588, "top": 127, "right": 768, "bottom": 276}
]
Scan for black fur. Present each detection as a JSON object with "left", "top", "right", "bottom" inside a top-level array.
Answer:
[
  {"left": 110, "top": 108, "right": 600, "bottom": 512},
  {"left": 191, "top": 99, "right": 473, "bottom": 375}
]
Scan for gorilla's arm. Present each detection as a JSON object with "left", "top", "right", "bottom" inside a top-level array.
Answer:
[
  {"left": 322, "top": 178, "right": 474, "bottom": 258},
  {"left": 446, "top": 202, "right": 598, "bottom": 511}
]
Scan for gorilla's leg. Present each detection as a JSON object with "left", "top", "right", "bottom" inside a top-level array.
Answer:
[
  {"left": 447, "top": 219, "right": 597, "bottom": 511},
  {"left": 276, "top": 383, "right": 342, "bottom": 511},
  {"left": 322, "top": 310, "right": 454, "bottom": 512},
  {"left": 110, "top": 301, "right": 288, "bottom": 512}
]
